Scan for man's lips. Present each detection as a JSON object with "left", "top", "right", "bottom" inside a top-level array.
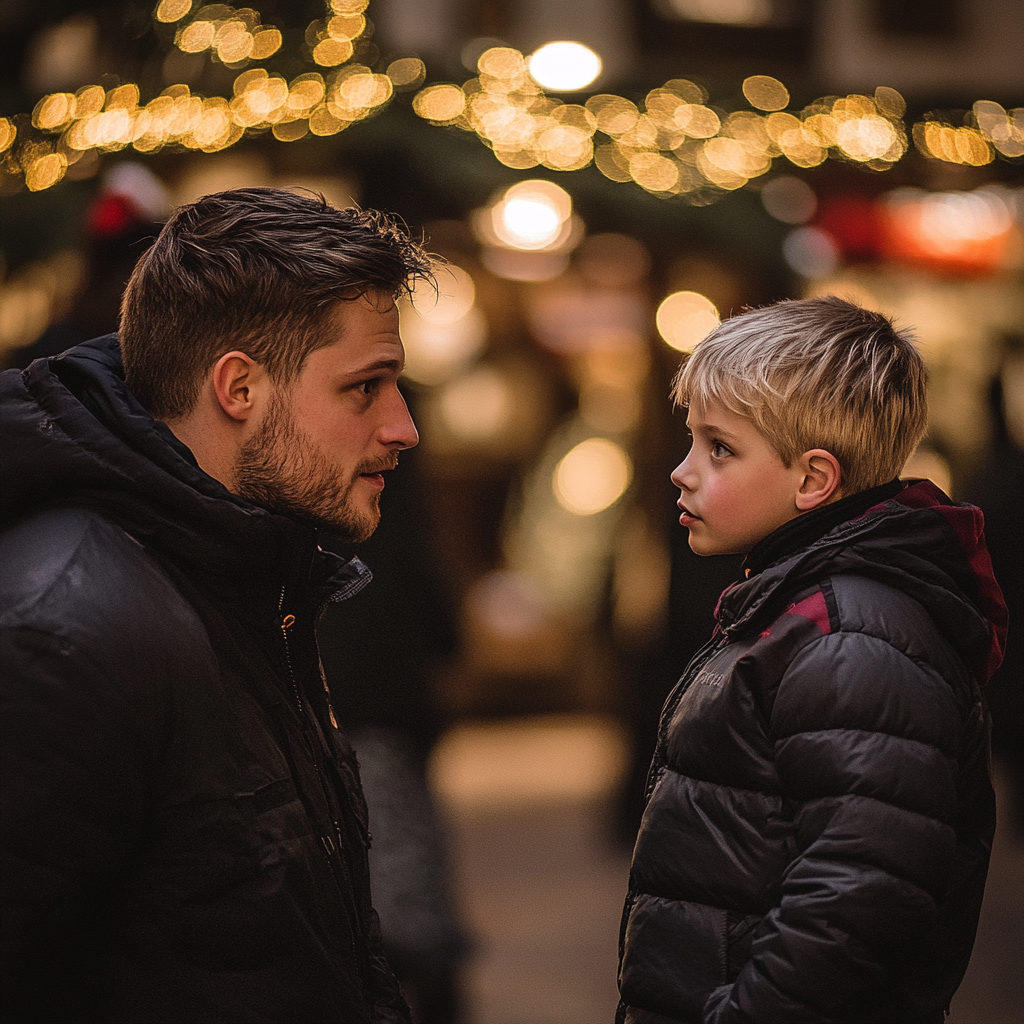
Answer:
[{"left": 357, "top": 459, "right": 398, "bottom": 487}]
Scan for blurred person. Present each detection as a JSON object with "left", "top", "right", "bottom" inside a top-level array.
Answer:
[
  {"left": 9, "top": 163, "right": 170, "bottom": 369},
  {"left": 0, "top": 187, "right": 432, "bottom": 1023},
  {"left": 618, "top": 297, "right": 1007, "bottom": 1024},
  {"left": 964, "top": 353, "right": 1024, "bottom": 832}
]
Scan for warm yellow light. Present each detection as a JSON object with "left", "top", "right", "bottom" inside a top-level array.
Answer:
[
  {"left": 328, "top": 69, "right": 392, "bottom": 116},
  {"left": 25, "top": 153, "right": 67, "bottom": 192},
  {"left": 674, "top": 104, "right": 721, "bottom": 138},
  {"left": 33, "top": 93, "right": 75, "bottom": 130},
  {"left": 0, "top": 118, "right": 15, "bottom": 153},
  {"left": 330, "top": 0, "right": 368, "bottom": 12},
  {"left": 438, "top": 367, "right": 511, "bottom": 441},
  {"left": 250, "top": 28, "right": 282, "bottom": 60},
  {"left": 629, "top": 152, "right": 678, "bottom": 192},
  {"left": 537, "top": 125, "right": 593, "bottom": 170},
  {"left": 314, "top": 38, "right": 354, "bottom": 66},
  {"left": 156, "top": 0, "right": 192, "bottom": 23},
  {"left": 553, "top": 438, "right": 632, "bottom": 516},
  {"left": 493, "top": 179, "right": 572, "bottom": 250},
  {"left": 527, "top": 42, "right": 602, "bottom": 92},
  {"left": 586, "top": 95, "right": 639, "bottom": 135},
  {"left": 215, "top": 21, "right": 253, "bottom": 63},
  {"left": 412, "top": 84, "right": 466, "bottom": 122},
  {"left": 309, "top": 106, "right": 348, "bottom": 135},
  {"left": 400, "top": 268, "right": 487, "bottom": 386},
  {"left": 328, "top": 13, "right": 365, "bottom": 41},
  {"left": 874, "top": 86, "right": 906, "bottom": 119},
  {"left": 74, "top": 85, "right": 106, "bottom": 119},
  {"left": 288, "top": 75, "right": 326, "bottom": 113},
  {"left": 664, "top": 0, "right": 772, "bottom": 26},
  {"left": 106, "top": 84, "right": 140, "bottom": 110},
  {"left": 478, "top": 47, "right": 525, "bottom": 81},
  {"left": 178, "top": 20, "right": 215, "bottom": 53},
  {"left": 411, "top": 265, "right": 476, "bottom": 324},
  {"left": 703, "top": 136, "right": 769, "bottom": 177},
  {"left": 779, "top": 126, "right": 827, "bottom": 168},
  {"left": 742, "top": 75, "right": 789, "bottom": 112},
  {"left": 656, "top": 291, "right": 720, "bottom": 352},
  {"left": 387, "top": 57, "right": 426, "bottom": 88},
  {"left": 836, "top": 115, "right": 897, "bottom": 161}
]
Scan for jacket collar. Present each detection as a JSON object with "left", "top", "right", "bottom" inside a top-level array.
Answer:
[
  {"left": 717, "top": 479, "right": 1007, "bottom": 684},
  {"left": 1, "top": 335, "right": 369, "bottom": 610}
]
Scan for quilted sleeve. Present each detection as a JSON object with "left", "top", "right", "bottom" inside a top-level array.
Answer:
[{"left": 0, "top": 625, "right": 158, "bottom": 1019}]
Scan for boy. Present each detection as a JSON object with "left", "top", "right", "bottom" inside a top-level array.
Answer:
[{"left": 617, "top": 296, "right": 1006, "bottom": 1024}]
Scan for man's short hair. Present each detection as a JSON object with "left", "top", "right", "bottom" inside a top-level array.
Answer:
[
  {"left": 120, "top": 187, "right": 433, "bottom": 419},
  {"left": 671, "top": 295, "right": 928, "bottom": 496}
]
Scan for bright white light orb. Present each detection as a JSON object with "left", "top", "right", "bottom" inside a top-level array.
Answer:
[
  {"left": 493, "top": 179, "right": 572, "bottom": 250},
  {"left": 553, "top": 437, "right": 632, "bottom": 516},
  {"left": 527, "top": 42, "right": 602, "bottom": 92}
]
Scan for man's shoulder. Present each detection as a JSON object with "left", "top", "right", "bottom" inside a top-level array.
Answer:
[{"left": 0, "top": 506, "right": 204, "bottom": 651}]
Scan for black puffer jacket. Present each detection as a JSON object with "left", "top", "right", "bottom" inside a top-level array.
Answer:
[
  {"left": 0, "top": 336, "right": 411, "bottom": 1023},
  {"left": 618, "top": 481, "right": 1006, "bottom": 1024}
]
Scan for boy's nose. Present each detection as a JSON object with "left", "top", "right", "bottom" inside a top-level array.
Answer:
[{"left": 671, "top": 455, "right": 692, "bottom": 490}]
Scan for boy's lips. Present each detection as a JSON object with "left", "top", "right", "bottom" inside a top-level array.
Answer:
[{"left": 678, "top": 502, "right": 701, "bottom": 526}]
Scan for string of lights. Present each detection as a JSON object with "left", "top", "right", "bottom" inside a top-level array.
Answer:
[{"left": 0, "top": 0, "right": 1020, "bottom": 196}]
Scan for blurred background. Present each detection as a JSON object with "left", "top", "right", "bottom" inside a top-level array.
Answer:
[{"left": 1, "top": 1, "right": 1021, "bottom": 1020}]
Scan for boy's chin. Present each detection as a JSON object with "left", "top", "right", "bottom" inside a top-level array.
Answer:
[{"left": 687, "top": 532, "right": 745, "bottom": 558}]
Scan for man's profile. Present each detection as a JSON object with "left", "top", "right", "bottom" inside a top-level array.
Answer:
[{"left": 0, "top": 187, "right": 432, "bottom": 1023}]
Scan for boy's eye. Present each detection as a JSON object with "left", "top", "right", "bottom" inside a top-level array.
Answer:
[{"left": 711, "top": 441, "right": 732, "bottom": 458}]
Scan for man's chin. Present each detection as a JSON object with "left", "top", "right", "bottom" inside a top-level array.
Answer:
[
  {"left": 317, "top": 516, "right": 379, "bottom": 544},
  {"left": 311, "top": 501, "right": 381, "bottom": 543}
]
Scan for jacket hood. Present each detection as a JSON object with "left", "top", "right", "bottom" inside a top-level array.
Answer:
[
  {"left": 0, "top": 335, "right": 368, "bottom": 604},
  {"left": 717, "top": 480, "right": 1008, "bottom": 685}
]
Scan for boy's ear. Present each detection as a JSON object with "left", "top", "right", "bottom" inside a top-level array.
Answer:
[
  {"left": 211, "top": 351, "right": 266, "bottom": 423},
  {"left": 795, "top": 449, "right": 842, "bottom": 511}
]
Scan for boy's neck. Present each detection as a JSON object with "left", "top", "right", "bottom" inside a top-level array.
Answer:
[{"left": 742, "top": 478, "right": 904, "bottom": 578}]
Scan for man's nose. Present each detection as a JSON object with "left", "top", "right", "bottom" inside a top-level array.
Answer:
[{"left": 384, "top": 391, "right": 419, "bottom": 449}]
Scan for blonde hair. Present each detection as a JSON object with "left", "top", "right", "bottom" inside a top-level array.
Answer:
[{"left": 671, "top": 296, "right": 928, "bottom": 496}]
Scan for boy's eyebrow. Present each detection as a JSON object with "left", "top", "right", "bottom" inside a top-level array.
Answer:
[{"left": 690, "top": 419, "right": 742, "bottom": 441}]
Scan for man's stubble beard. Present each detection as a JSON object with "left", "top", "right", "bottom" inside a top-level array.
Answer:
[{"left": 234, "top": 391, "right": 380, "bottom": 542}]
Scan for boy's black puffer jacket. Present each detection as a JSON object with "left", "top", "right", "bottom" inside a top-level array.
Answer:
[
  {"left": 0, "top": 337, "right": 411, "bottom": 1023},
  {"left": 617, "top": 481, "right": 1006, "bottom": 1024}
]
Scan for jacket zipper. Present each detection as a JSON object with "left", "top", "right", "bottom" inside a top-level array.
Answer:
[
  {"left": 621, "top": 630, "right": 733, "bottom": 966},
  {"left": 278, "top": 584, "right": 358, "bottom": 959},
  {"left": 644, "top": 630, "right": 731, "bottom": 802}
]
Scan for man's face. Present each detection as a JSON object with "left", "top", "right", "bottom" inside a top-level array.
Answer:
[
  {"left": 671, "top": 399, "right": 805, "bottom": 556},
  {"left": 235, "top": 292, "right": 418, "bottom": 541}
]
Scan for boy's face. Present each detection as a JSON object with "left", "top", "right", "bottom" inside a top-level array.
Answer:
[{"left": 672, "top": 399, "right": 807, "bottom": 556}]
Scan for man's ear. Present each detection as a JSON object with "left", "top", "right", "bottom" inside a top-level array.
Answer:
[
  {"left": 795, "top": 449, "right": 842, "bottom": 511},
  {"left": 211, "top": 351, "right": 264, "bottom": 423}
]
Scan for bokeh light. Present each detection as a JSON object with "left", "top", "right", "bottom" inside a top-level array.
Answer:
[
  {"left": 492, "top": 180, "right": 573, "bottom": 251},
  {"left": 656, "top": 291, "right": 720, "bottom": 352},
  {"left": 438, "top": 366, "right": 512, "bottom": 442},
  {"left": 742, "top": 76, "right": 789, "bottom": 112},
  {"left": 400, "top": 264, "right": 487, "bottom": 385},
  {"left": 783, "top": 226, "right": 839, "bottom": 278},
  {"left": 527, "top": 42, "right": 602, "bottom": 92},
  {"left": 553, "top": 438, "right": 632, "bottom": 516},
  {"left": 761, "top": 175, "right": 817, "bottom": 223}
]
